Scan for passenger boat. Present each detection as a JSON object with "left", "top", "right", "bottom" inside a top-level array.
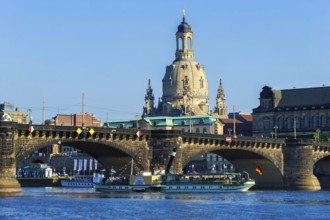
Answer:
[
  {"left": 160, "top": 172, "right": 255, "bottom": 193},
  {"left": 94, "top": 149, "right": 255, "bottom": 193},
  {"left": 61, "top": 174, "right": 104, "bottom": 188}
]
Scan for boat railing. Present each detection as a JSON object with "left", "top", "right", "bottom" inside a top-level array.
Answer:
[{"left": 164, "top": 179, "right": 243, "bottom": 185}]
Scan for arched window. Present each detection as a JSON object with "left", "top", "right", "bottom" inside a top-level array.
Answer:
[
  {"left": 168, "top": 77, "right": 172, "bottom": 88},
  {"left": 278, "top": 116, "right": 283, "bottom": 129},
  {"left": 287, "top": 117, "right": 293, "bottom": 129},
  {"left": 263, "top": 117, "right": 271, "bottom": 129},
  {"left": 187, "top": 37, "right": 191, "bottom": 49},
  {"left": 203, "top": 128, "right": 207, "bottom": 134},
  {"left": 178, "top": 37, "right": 183, "bottom": 50},
  {"left": 321, "top": 115, "right": 327, "bottom": 128},
  {"left": 196, "top": 128, "right": 200, "bottom": 133},
  {"left": 199, "top": 77, "right": 204, "bottom": 89},
  {"left": 303, "top": 115, "right": 309, "bottom": 128},
  {"left": 312, "top": 115, "right": 318, "bottom": 128},
  {"left": 295, "top": 116, "right": 301, "bottom": 129}
]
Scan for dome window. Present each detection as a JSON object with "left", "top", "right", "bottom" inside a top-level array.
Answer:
[{"left": 200, "top": 77, "right": 204, "bottom": 89}]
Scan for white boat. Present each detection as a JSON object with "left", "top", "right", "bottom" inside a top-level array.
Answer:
[
  {"left": 160, "top": 172, "right": 255, "bottom": 193},
  {"left": 61, "top": 174, "right": 104, "bottom": 188},
  {"left": 94, "top": 171, "right": 255, "bottom": 193},
  {"left": 94, "top": 149, "right": 255, "bottom": 193}
]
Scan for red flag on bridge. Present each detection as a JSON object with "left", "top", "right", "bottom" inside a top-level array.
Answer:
[
  {"left": 28, "top": 126, "right": 34, "bottom": 133},
  {"left": 136, "top": 130, "right": 142, "bottom": 138},
  {"left": 256, "top": 165, "right": 263, "bottom": 175}
]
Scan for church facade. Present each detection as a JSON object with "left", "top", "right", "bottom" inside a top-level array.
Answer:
[
  {"left": 141, "top": 14, "right": 228, "bottom": 135},
  {"left": 252, "top": 85, "right": 330, "bottom": 139}
]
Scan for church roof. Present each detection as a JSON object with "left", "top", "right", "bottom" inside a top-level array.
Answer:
[
  {"left": 177, "top": 17, "right": 192, "bottom": 33},
  {"left": 274, "top": 86, "right": 330, "bottom": 108}
]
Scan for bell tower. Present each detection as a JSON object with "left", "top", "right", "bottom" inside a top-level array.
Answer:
[
  {"left": 161, "top": 11, "right": 209, "bottom": 116},
  {"left": 175, "top": 10, "right": 194, "bottom": 60}
]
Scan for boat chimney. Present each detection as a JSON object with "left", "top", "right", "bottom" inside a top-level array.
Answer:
[{"left": 165, "top": 148, "right": 177, "bottom": 175}]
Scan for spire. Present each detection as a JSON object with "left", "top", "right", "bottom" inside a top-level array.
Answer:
[
  {"left": 217, "top": 79, "right": 224, "bottom": 98},
  {"left": 214, "top": 79, "right": 228, "bottom": 118},
  {"left": 143, "top": 79, "right": 156, "bottom": 117},
  {"left": 182, "top": 9, "right": 186, "bottom": 22}
]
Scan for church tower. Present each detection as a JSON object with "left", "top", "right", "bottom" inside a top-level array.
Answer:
[
  {"left": 214, "top": 79, "right": 228, "bottom": 118},
  {"left": 161, "top": 11, "right": 209, "bottom": 116},
  {"left": 142, "top": 79, "right": 156, "bottom": 117}
]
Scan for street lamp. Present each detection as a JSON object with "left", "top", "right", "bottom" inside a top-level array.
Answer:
[
  {"left": 227, "top": 128, "right": 232, "bottom": 136},
  {"left": 135, "top": 115, "right": 139, "bottom": 131},
  {"left": 274, "top": 125, "right": 278, "bottom": 139}
]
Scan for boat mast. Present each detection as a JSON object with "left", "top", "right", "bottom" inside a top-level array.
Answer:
[{"left": 130, "top": 158, "right": 134, "bottom": 175}]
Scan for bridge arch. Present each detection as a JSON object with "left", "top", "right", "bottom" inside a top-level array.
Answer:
[
  {"left": 314, "top": 153, "right": 330, "bottom": 189},
  {"left": 179, "top": 144, "right": 285, "bottom": 190},
  {"left": 15, "top": 138, "right": 150, "bottom": 176}
]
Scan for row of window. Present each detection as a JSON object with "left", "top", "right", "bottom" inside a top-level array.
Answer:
[
  {"left": 182, "top": 127, "right": 208, "bottom": 133},
  {"left": 263, "top": 114, "right": 328, "bottom": 130},
  {"left": 177, "top": 37, "right": 192, "bottom": 50}
]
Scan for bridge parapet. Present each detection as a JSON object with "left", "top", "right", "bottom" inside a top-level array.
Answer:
[{"left": 180, "top": 133, "right": 285, "bottom": 150}]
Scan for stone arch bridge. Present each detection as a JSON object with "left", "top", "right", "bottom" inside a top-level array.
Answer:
[{"left": 1, "top": 121, "right": 330, "bottom": 193}]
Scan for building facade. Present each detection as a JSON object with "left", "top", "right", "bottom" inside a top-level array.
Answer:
[
  {"left": 139, "top": 13, "right": 229, "bottom": 136},
  {"left": 0, "top": 102, "right": 27, "bottom": 124},
  {"left": 142, "top": 14, "right": 228, "bottom": 118},
  {"left": 252, "top": 86, "right": 330, "bottom": 138},
  {"left": 46, "top": 113, "right": 102, "bottom": 127}
]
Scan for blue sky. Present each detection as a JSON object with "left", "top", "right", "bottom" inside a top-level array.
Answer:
[{"left": 1, "top": 1, "right": 329, "bottom": 123}]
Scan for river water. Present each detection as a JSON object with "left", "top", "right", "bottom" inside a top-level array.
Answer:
[{"left": 1, "top": 188, "right": 330, "bottom": 220}]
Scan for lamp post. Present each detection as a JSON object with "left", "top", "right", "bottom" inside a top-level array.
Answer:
[
  {"left": 233, "top": 105, "right": 237, "bottom": 138},
  {"left": 227, "top": 128, "right": 232, "bottom": 136},
  {"left": 274, "top": 125, "right": 278, "bottom": 139},
  {"left": 135, "top": 115, "right": 139, "bottom": 131},
  {"left": 58, "top": 140, "right": 62, "bottom": 153},
  {"left": 270, "top": 131, "right": 274, "bottom": 138}
]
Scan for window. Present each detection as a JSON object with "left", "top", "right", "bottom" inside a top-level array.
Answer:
[
  {"left": 178, "top": 37, "right": 183, "bottom": 50},
  {"left": 321, "top": 115, "right": 327, "bottom": 128},
  {"left": 168, "top": 77, "right": 172, "bottom": 88},
  {"left": 295, "top": 116, "right": 301, "bottom": 129},
  {"left": 187, "top": 37, "right": 191, "bottom": 49},
  {"left": 199, "top": 77, "right": 204, "bottom": 89},
  {"left": 278, "top": 116, "right": 283, "bottom": 129},
  {"left": 286, "top": 117, "right": 293, "bottom": 129},
  {"left": 312, "top": 115, "right": 318, "bottom": 128},
  {"left": 263, "top": 117, "right": 271, "bottom": 129},
  {"left": 303, "top": 116, "right": 309, "bottom": 128}
]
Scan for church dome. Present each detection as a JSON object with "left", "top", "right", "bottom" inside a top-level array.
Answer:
[
  {"left": 159, "top": 14, "right": 210, "bottom": 116},
  {"left": 163, "top": 60, "right": 208, "bottom": 98},
  {"left": 177, "top": 18, "right": 192, "bottom": 33}
]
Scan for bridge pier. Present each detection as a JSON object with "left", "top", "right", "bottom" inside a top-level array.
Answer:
[
  {"left": 284, "top": 139, "right": 320, "bottom": 191},
  {"left": 0, "top": 122, "right": 21, "bottom": 194}
]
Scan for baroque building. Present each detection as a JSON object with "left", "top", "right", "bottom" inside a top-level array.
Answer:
[
  {"left": 140, "top": 12, "right": 229, "bottom": 135},
  {"left": 143, "top": 13, "right": 210, "bottom": 117},
  {"left": 252, "top": 85, "right": 330, "bottom": 138}
]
